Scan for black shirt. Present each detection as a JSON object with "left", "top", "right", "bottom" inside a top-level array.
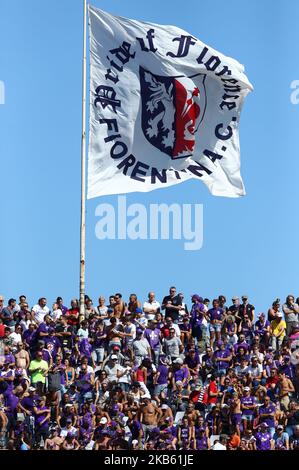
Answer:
[
  {"left": 162, "top": 295, "right": 182, "bottom": 321},
  {"left": 239, "top": 303, "right": 255, "bottom": 322}
]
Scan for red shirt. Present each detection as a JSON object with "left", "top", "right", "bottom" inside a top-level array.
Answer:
[
  {"left": 207, "top": 381, "right": 218, "bottom": 404},
  {"left": 65, "top": 308, "right": 79, "bottom": 326},
  {"left": 0, "top": 324, "right": 5, "bottom": 338}
]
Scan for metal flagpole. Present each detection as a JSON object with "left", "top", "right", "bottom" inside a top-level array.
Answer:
[{"left": 79, "top": 0, "right": 87, "bottom": 319}]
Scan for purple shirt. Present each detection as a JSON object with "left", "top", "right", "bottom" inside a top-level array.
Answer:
[
  {"left": 4, "top": 391, "right": 19, "bottom": 416},
  {"left": 259, "top": 404, "right": 275, "bottom": 427},
  {"left": 255, "top": 319, "right": 270, "bottom": 335},
  {"left": 174, "top": 366, "right": 189, "bottom": 383},
  {"left": 157, "top": 364, "right": 169, "bottom": 385},
  {"left": 255, "top": 431, "right": 271, "bottom": 450},
  {"left": 241, "top": 395, "right": 256, "bottom": 415},
  {"left": 208, "top": 307, "right": 224, "bottom": 322},
  {"left": 213, "top": 349, "right": 231, "bottom": 369},
  {"left": 234, "top": 341, "right": 249, "bottom": 353},
  {"left": 34, "top": 405, "right": 49, "bottom": 427},
  {"left": 144, "top": 328, "right": 160, "bottom": 349}
]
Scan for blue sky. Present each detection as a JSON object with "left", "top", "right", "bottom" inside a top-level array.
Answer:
[{"left": 1, "top": 0, "right": 298, "bottom": 313}]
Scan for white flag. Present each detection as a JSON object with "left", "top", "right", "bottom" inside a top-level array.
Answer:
[{"left": 88, "top": 5, "right": 253, "bottom": 199}]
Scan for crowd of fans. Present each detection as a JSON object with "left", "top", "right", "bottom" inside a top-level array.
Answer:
[{"left": 0, "top": 289, "right": 299, "bottom": 451}]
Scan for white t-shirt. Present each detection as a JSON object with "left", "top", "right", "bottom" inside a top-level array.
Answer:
[
  {"left": 124, "top": 323, "right": 136, "bottom": 345},
  {"left": 143, "top": 300, "right": 161, "bottom": 321},
  {"left": 104, "top": 363, "right": 123, "bottom": 382},
  {"left": 212, "top": 442, "right": 227, "bottom": 450},
  {"left": 135, "top": 317, "right": 148, "bottom": 329},
  {"left": 9, "top": 332, "right": 22, "bottom": 346},
  {"left": 32, "top": 304, "right": 50, "bottom": 323},
  {"left": 77, "top": 328, "right": 89, "bottom": 339},
  {"left": 50, "top": 309, "right": 62, "bottom": 321}
]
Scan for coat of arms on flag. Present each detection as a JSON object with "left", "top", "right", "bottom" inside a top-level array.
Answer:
[
  {"left": 140, "top": 68, "right": 207, "bottom": 160},
  {"left": 87, "top": 5, "right": 253, "bottom": 199}
]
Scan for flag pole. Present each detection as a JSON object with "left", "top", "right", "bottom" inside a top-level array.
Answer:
[{"left": 79, "top": 0, "right": 87, "bottom": 319}]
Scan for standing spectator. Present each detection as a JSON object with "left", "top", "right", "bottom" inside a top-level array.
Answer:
[
  {"left": 161, "top": 287, "right": 182, "bottom": 323},
  {"left": 282, "top": 295, "right": 299, "bottom": 337},
  {"left": 208, "top": 299, "right": 224, "bottom": 347},
  {"left": 268, "top": 299, "right": 281, "bottom": 322},
  {"left": 1, "top": 299, "right": 18, "bottom": 332},
  {"left": 270, "top": 312, "right": 286, "bottom": 351},
  {"left": 132, "top": 330, "right": 151, "bottom": 366},
  {"left": 143, "top": 292, "right": 160, "bottom": 322},
  {"left": 31, "top": 298, "right": 50, "bottom": 326},
  {"left": 65, "top": 299, "right": 80, "bottom": 332},
  {"left": 113, "top": 293, "right": 126, "bottom": 319},
  {"left": 239, "top": 296, "right": 255, "bottom": 322},
  {"left": 56, "top": 297, "right": 68, "bottom": 316},
  {"left": 163, "top": 328, "right": 183, "bottom": 362},
  {"left": 29, "top": 350, "right": 49, "bottom": 395}
]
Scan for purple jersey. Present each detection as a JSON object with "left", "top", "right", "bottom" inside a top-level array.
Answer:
[
  {"left": 259, "top": 404, "right": 275, "bottom": 427},
  {"left": 196, "top": 436, "right": 208, "bottom": 450},
  {"left": 174, "top": 366, "right": 189, "bottom": 383},
  {"left": 241, "top": 395, "right": 256, "bottom": 415},
  {"left": 144, "top": 328, "right": 161, "bottom": 350},
  {"left": 129, "top": 420, "right": 143, "bottom": 440},
  {"left": 208, "top": 307, "right": 223, "bottom": 322},
  {"left": 234, "top": 341, "right": 249, "bottom": 353},
  {"left": 180, "top": 425, "right": 189, "bottom": 440},
  {"left": 255, "top": 431, "right": 271, "bottom": 450},
  {"left": 34, "top": 406, "right": 49, "bottom": 427},
  {"left": 213, "top": 349, "right": 231, "bottom": 369},
  {"left": 255, "top": 320, "right": 270, "bottom": 335},
  {"left": 4, "top": 391, "right": 19, "bottom": 416},
  {"left": 157, "top": 364, "right": 169, "bottom": 385}
]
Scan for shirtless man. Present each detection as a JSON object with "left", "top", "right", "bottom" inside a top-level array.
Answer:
[
  {"left": 105, "top": 317, "right": 123, "bottom": 351},
  {"left": 184, "top": 402, "right": 201, "bottom": 426},
  {"left": 278, "top": 371, "right": 295, "bottom": 411},
  {"left": 113, "top": 293, "right": 126, "bottom": 319},
  {"left": 15, "top": 342, "right": 30, "bottom": 370},
  {"left": 229, "top": 392, "right": 242, "bottom": 436},
  {"left": 139, "top": 397, "right": 162, "bottom": 440}
]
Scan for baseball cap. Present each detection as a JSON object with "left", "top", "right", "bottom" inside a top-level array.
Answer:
[
  {"left": 277, "top": 425, "right": 284, "bottom": 430},
  {"left": 244, "top": 386, "right": 251, "bottom": 391},
  {"left": 112, "top": 345, "right": 120, "bottom": 350},
  {"left": 176, "top": 381, "right": 183, "bottom": 386},
  {"left": 261, "top": 422, "right": 268, "bottom": 427},
  {"left": 29, "top": 386, "right": 36, "bottom": 392},
  {"left": 161, "top": 404, "right": 168, "bottom": 410},
  {"left": 136, "top": 328, "right": 143, "bottom": 334},
  {"left": 232, "top": 296, "right": 239, "bottom": 300},
  {"left": 100, "top": 417, "right": 108, "bottom": 424},
  {"left": 111, "top": 354, "right": 118, "bottom": 360},
  {"left": 277, "top": 312, "right": 283, "bottom": 318},
  {"left": 258, "top": 312, "right": 265, "bottom": 317},
  {"left": 174, "top": 358, "right": 183, "bottom": 364},
  {"left": 135, "top": 308, "right": 143, "bottom": 314},
  {"left": 242, "top": 295, "right": 248, "bottom": 299}
]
